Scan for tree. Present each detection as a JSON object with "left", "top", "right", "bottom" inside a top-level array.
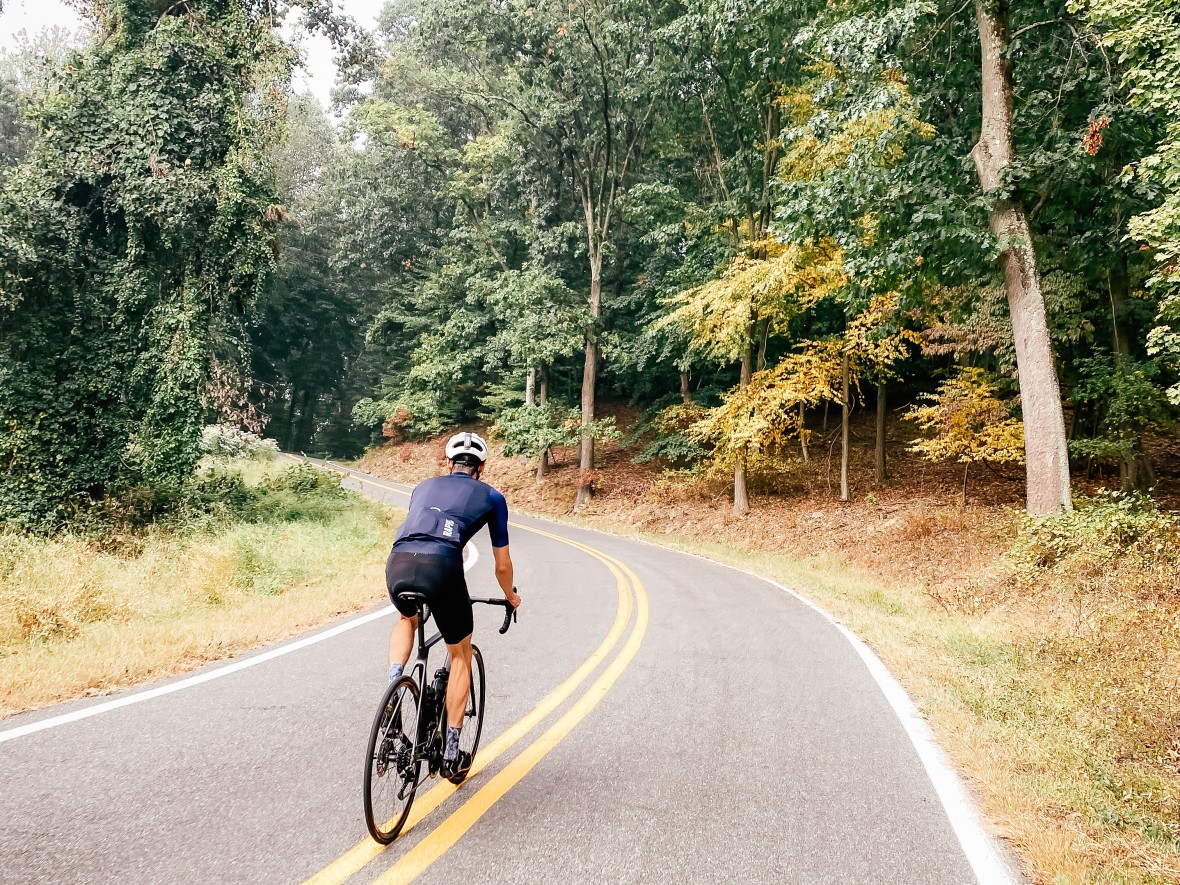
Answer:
[
  {"left": 1082, "top": 0, "right": 1180, "bottom": 404},
  {"left": 970, "top": 0, "right": 1072, "bottom": 515},
  {"left": 0, "top": 27, "right": 82, "bottom": 166},
  {"left": 663, "top": 0, "right": 822, "bottom": 513},
  {"left": 663, "top": 239, "right": 848, "bottom": 503},
  {"left": 0, "top": 0, "right": 292, "bottom": 527},
  {"left": 689, "top": 341, "right": 842, "bottom": 476}
]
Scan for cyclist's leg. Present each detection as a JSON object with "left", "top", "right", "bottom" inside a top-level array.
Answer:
[
  {"left": 388, "top": 614, "right": 417, "bottom": 670},
  {"left": 444, "top": 636, "right": 473, "bottom": 733},
  {"left": 426, "top": 557, "right": 473, "bottom": 765},
  {"left": 386, "top": 551, "right": 426, "bottom": 679}
]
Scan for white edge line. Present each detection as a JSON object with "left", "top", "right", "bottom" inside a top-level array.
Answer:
[
  {"left": 0, "top": 474, "right": 479, "bottom": 745},
  {"left": 0, "top": 606, "right": 395, "bottom": 745},
  {"left": 772, "top": 577, "right": 1018, "bottom": 885}
]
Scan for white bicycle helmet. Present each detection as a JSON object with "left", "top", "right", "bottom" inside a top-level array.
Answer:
[{"left": 445, "top": 431, "right": 490, "bottom": 464}]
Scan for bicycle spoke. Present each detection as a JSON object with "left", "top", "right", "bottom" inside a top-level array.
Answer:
[{"left": 364, "top": 678, "right": 421, "bottom": 843}]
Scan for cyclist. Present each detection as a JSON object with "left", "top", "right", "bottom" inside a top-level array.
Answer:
[{"left": 384, "top": 431, "right": 521, "bottom": 780}]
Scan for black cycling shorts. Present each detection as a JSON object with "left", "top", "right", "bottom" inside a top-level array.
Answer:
[{"left": 385, "top": 551, "right": 472, "bottom": 644}]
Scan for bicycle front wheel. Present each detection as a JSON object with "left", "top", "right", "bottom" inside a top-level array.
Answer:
[
  {"left": 363, "top": 676, "right": 421, "bottom": 844},
  {"left": 444, "top": 644, "right": 485, "bottom": 784}
]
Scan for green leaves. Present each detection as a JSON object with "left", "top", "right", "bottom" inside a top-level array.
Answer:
[{"left": 0, "top": 0, "right": 292, "bottom": 529}]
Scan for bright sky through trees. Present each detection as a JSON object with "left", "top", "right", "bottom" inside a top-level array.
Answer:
[{"left": 0, "top": 0, "right": 383, "bottom": 110}]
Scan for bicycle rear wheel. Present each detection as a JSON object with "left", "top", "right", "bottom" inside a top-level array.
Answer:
[
  {"left": 363, "top": 676, "right": 421, "bottom": 843},
  {"left": 445, "top": 644, "right": 485, "bottom": 784}
]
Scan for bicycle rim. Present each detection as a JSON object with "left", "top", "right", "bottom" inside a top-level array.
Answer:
[{"left": 363, "top": 676, "right": 421, "bottom": 844}]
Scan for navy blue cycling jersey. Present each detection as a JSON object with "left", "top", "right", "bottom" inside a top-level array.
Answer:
[{"left": 391, "top": 472, "right": 510, "bottom": 558}]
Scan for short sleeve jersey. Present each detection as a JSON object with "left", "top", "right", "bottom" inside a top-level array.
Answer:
[{"left": 391, "top": 473, "right": 510, "bottom": 559}]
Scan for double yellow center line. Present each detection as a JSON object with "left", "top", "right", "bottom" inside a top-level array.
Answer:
[{"left": 297, "top": 465, "right": 649, "bottom": 885}]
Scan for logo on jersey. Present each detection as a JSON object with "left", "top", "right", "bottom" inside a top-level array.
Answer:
[{"left": 442, "top": 519, "right": 456, "bottom": 538}]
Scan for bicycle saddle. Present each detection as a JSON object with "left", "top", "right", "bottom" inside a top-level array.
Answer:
[{"left": 395, "top": 590, "right": 428, "bottom": 608}]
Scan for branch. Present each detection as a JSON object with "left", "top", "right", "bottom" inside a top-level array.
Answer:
[
  {"left": 700, "top": 93, "right": 732, "bottom": 202},
  {"left": 459, "top": 197, "right": 511, "bottom": 272},
  {"left": 1011, "top": 18, "right": 1067, "bottom": 39},
  {"left": 577, "top": 8, "right": 614, "bottom": 224},
  {"left": 913, "top": 0, "right": 973, "bottom": 55},
  {"left": 711, "top": 63, "right": 758, "bottom": 225}
]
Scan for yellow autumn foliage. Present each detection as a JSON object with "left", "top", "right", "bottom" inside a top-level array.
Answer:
[
  {"left": 689, "top": 343, "right": 844, "bottom": 468},
  {"left": 657, "top": 237, "right": 848, "bottom": 362},
  {"left": 846, "top": 291, "right": 925, "bottom": 375},
  {"left": 777, "top": 65, "right": 936, "bottom": 185},
  {"left": 907, "top": 368, "right": 1026, "bottom": 464}
]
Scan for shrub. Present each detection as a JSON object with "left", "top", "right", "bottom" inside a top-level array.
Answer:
[
  {"left": 199, "top": 424, "right": 280, "bottom": 461},
  {"left": 907, "top": 368, "right": 1025, "bottom": 465},
  {"left": 185, "top": 463, "right": 350, "bottom": 526},
  {"left": 1011, "top": 490, "right": 1180, "bottom": 573},
  {"left": 493, "top": 404, "right": 621, "bottom": 458},
  {"left": 632, "top": 402, "right": 710, "bottom": 468}
]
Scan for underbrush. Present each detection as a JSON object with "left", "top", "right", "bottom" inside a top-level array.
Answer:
[
  {"left": 358, "top": 426, "right": 1180, "bottom": 884},
  {"left": 0, "top": 461, "right": 396, "bottom": 717},
  {"left": 993, "top": 494, "right": 1180, "bottom": 881}
]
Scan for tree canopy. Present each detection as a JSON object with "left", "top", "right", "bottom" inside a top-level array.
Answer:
[{"left": 3, "top": 0, "right": 1180, "bottom": 525}]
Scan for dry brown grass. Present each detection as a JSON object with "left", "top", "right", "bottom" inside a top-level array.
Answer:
[
  {"left": 0, "top": 466, "right": 399, "bottom": 718},
  {"left": 357, "top": 413, "right": 1180, "bottom": 885}
]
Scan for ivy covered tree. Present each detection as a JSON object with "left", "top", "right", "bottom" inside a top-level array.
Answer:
[{"left": 0, "top": 0, "right": 292, "bottom": 528}]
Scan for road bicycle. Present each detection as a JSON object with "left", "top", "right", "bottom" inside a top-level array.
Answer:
[{"left": 363, "top": 594, "right": 516, "bottom": 844}]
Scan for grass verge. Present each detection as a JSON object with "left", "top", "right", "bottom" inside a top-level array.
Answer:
[{"left": 0, "top": 460, "right": 399, "bottom": 719}]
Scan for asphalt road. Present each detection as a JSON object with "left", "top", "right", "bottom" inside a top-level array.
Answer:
[{"left": 0, "top": 461, "right": 1021, "bottom": 885}]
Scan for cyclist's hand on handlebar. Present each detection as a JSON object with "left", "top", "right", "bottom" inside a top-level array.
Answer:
[{"left": 505, "top": 586, "right": 521, "bottom": 609}]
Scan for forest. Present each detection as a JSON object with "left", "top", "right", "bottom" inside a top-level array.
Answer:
[
  {"left": 1, "top": 0, "right": 1178, "bottom": 529},
  {"left": 3, "top": 0, "right": 1180, "bottom": 880}
]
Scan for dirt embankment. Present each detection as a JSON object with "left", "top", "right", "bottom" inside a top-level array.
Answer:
[{"left": 358, "top": 408, "right": 1025, "bottom": 604}]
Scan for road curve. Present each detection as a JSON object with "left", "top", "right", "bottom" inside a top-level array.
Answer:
[{"left": 0, "top": 460, "right": 1020, "bottom": 885}]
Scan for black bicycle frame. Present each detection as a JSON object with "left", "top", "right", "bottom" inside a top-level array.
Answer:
[
  {"left": 406, "top": 603, "right": 446, "bottom": 687},
  {"left": 404, "top": 596, "right": 514, "bottom": 683}
]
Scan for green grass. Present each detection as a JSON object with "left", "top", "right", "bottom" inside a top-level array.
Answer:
[{"left": 0, "top": 460, "right": 400, "bottom": 718}]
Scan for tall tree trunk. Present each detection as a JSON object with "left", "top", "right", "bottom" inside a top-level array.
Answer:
[
  {"left": 756, "top": 318, "right": 770, "bottom": 372},
  {"left": 518, "top": 367, "right": 537, "bottom": 465},
  {"left": 574, "top": 262, "right": 602, "bottom": 509},
  {"left": 875, "top": 381, "right": 888, "bottom": 483},
  {"left": 283, "top": 387, "right": 299, "bottom": 452},
  {"left": 1108, "top": 258, "right": 1151, "bottom": 490},
  {"left": 537, "top": 363, "right": 549, "bottom": 483},
  {"left": 296, "top": 388, "right": 314, "bottom": 452},
  {"left": 680, "top": 370, "right": 692, "bottom": 404},
  {"left": 840, "top": 352, "right": 850, "bottom": 503},
  {"left": 972, "top": 0, "right": 1071, "bottom": 516},
  {"left": 1109, "top": 257, "right": 1132, "bottom": 358},
  {"left": 733, "top": 344, "right": 752, "bottom": 516}
]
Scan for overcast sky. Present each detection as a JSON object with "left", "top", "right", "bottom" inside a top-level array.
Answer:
[{"left": 0, "top": 0, "right": 387, "bottom": 111}]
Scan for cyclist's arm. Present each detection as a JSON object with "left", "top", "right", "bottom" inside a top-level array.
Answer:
[
  {"left": 487, "top": 490, "right": 519, "bottom": 608},
  {"left": 493, "top": 546, "right": 518, "bottom": 607}
]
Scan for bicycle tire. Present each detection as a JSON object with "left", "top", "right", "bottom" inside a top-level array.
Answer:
[
  {"left": 445, "top": 644, "right": 485, "bottom": 784},
  {"left": 363, "top": 676, "right": 421, "bottom": 844}
]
